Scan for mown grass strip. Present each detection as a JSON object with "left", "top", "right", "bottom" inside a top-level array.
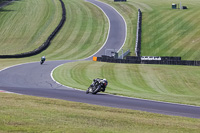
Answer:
[
  {"left": 42, "top": 0, "right": 109, "bottom": 60},
  {"left": 0, "top": 0, "right": 108, "bottom": 60},
  {"left": 0, "top": 0, "right": 62, "bottom": 55},
  {"left": 0, "top": 0, "right": 66, "bottom": 58},
  {"left": 101, "top": 0, "right": 200, "bottom": 60},
  {"left": 0, "top": 93, "right": 199, "bottom": 133},
  {"left": 53, "top": 61, "right": 200, "bottom": 106}
]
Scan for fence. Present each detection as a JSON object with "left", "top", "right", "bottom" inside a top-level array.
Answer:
[
  {"left": 135, "top": 9, "right": 142, "bottom": 57},
  {"left": 118, "top": 49, "right": 130, "bottom": 59},
  {"left": 114, "top": 0, "right": 127, "bottom": 2},
  {"left": 0, "top": 0, "right": 66, "bottom": 58},
  {"left": 96, "top": 8, "right": 200, "bottom": 66},
  {"left": 97, "top": 56, "right": 200, "bottom": 66}
]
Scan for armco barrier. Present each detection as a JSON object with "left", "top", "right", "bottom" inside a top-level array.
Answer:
[
  {"left": 141, "top": 60, "right": 200, "bottom": 66},
  {"left": 114, "top": 0, "right": 127, "bottom": 2},
  {"left": 0, "top": 0, "right": 66, "bottom": 58},
  {"left": 97, "top": 56, "right": 200, "bottom": 66},
  {"left": 135, "top": 9, "right": 142, "bottom": 57}
]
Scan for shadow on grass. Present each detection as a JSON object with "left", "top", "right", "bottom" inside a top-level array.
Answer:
[{"left": 0, "top": 9, "right": 15, "bottom": 12}]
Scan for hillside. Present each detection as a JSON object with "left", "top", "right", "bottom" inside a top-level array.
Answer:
[
  {"left": 0, "top": 0, "right": 108, "bottom": 60},
  {"left": 101, "top": 0, "right": 200, "bottom": 60}
]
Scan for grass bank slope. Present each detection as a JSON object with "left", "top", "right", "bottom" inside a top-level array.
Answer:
[
  {"left": 0, "top": 93, "right": 199, "bottom": 133},
  {"left": 53, "top": 61, "right": 200, "bottom": 106},
  {"left": 0, "top": 0, "right": 108, "bottom": 60},
  {"left": 101, "top": 0, "right": 200, "bottom": 60},
  {"left": 0, "top": 0, "right": 62, "bottom": 55},
  {"left": 43, "top": 0, "right": 108, "bottom": 60}
]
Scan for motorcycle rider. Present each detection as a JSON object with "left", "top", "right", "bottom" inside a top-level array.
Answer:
[
  {"left": 41, "top": 56, "right": 46, "bottom": 62},
  {"left": 92, "top": 78, "right": 108, "bottom": 92},
  {"left": 40, "top": 56, "right": 46, "bottom": 64}
]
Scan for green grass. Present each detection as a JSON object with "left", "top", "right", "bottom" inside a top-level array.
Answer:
[
  {"left": 101, "top": 0, "right": 200, "bottom": 60},
  {"left": 53, "top": 61, "right": 200, "bottom": 106},
  {"left": 0, "top": 0, "right": 200, "bottom": 132},
  {"left": 141, "top": 0, "right": 200, "bottom": 60},
  {"left": 0, "top": 0, "right": 109, "bottom": 68},
  {"left": 0, "top": 93, "right": 200, "bottom": 133},
  {"left": 42, "top": 0, "right": 108, "bottom": 60},
  {"left": 100, "top": 0, "right": 138, "bottom": 54},
  {"left": 0, "top": 0, "right": 108, "bottom": 60},
  {"left": 0, "top": 0, "right": 62, "bottom": 55}
]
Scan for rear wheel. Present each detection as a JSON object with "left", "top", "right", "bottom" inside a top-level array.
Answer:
[
  {"left": 40, "top": 60, "right": 44, "bottom": 65},
  {"left": 86, "top": 90, "right": 89, "bottom": 94},
  {"left": 86, "top": 87, "right": 91, "bottom": 94}
]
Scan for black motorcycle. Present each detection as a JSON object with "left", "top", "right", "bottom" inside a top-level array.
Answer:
[
  {"left": 86, "top": 79, "right": 108, "bottom": 94},
  {"left": 40, "top": 60, "right": 45, "bottom": 65},
  {"left": 40, "top": 58, "right": 46, "bottom": 65}
]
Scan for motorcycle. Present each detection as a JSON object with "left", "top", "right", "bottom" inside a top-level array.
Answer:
[
  {"left": 40, "top": 56, "right": 46, "bottom": 65},
  {"left": 40, "top": 60, "right": 45, "bottom": 65},
  {"left": 86, "top": 79, "right": 108, "bottom": 94}
]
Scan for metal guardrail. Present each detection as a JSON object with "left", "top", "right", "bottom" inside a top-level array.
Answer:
[{"left": 118, "top": 49, "right": 130, "bottom": 59}]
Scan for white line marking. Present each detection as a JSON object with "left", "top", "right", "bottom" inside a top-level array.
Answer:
[
  {"left": 50, "top": 0, "right": 200, "bottom": 108},
  {"left": 0, "top": 90, "right": 22, "bottom": 95},
  {"left": 50, "top": 63, "right": 85, "bottom": 92},
  {"left": 84, "top": 0, "right": 127, "bottom": 59},
  {"left": 0, "top": 0, "right": 199, "bottom": 108}
]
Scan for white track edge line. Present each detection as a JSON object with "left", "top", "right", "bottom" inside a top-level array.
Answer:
[
  {"left": 84, "top": 0, "right": 111, "bottom": 60},
  {"left": 84, "top": 0, "right": 127, "bottom": 60},
  {"left": 50, "top": 64, "right": 85, "bottom": 92},
  {"left": 94, "top": 0, "right": 127, "bottom": 53},
  {"left": 50, "top": 0, "right": 200, "bottom": 108},
  {"left": 0, "top": 1, "right": 199, "bottom": 108},
  {"left": 50, "top": 65, "right": 200, "bottom": 108}
]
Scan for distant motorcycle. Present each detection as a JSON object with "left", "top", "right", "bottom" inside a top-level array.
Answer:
[
  {"left": 40, "top": 56, "right": 46, "bottom": 65},
  {"left": 40, "top": 60, "right": 45, "bottom": 65},
  {"left": 86, "top": 78, "right": 108, "bottom": 94}
]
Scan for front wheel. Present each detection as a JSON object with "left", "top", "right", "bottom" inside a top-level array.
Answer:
[{"left": 92, "top": 85, "right": 101, "bottom": 94}]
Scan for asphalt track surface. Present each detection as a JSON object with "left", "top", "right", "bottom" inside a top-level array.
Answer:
[{"left": 0, "top": 0, "right": 200, "bottom": 119}]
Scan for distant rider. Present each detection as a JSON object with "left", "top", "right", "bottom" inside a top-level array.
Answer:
[
  {"left": 40, "top": 56, "right": 46, "bottom": 65},
  {"left": 41, "top": 56, "right": 46, "bottom": 62}
]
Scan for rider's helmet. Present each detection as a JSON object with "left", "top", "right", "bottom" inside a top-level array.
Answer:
[
  {"left": 41, "top": 56, "right": 46, "bottom": 62},
  {"left": 103, "top": 79, "right": 108, "bottom": 87}
]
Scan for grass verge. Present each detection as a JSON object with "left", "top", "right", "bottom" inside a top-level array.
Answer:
[
  {"left": 0, "top": 0, "right": 62, "bottom": 55},
  {"left": 100, "top": 0, "right": 200, "bottom": 60},
  {"left": 0, "top": 0, "right": 108, "bottom": 60},
  {"left": 53, "top": 61, "right": 200, "bottom": 106},
  {"left": 0, "top": 93, "right": 199, "bottom": 133}
]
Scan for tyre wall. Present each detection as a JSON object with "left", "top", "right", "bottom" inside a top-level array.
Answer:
[
  {"left": 135, "top": 9, "right": 142, "bottom": 57},
  {"left": 97, "top": 56, "right": 200, "bottom": 66},
  {"left": 114, "top": 0, "right": 127, "bottom": 2},
  {"left": 0, "top": 0, "right": 66, "bottom": 58}
]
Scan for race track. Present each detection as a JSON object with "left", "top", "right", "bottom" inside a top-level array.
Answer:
[{"left": 0, "top": 0, "right": 200, "bottom": 119}]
